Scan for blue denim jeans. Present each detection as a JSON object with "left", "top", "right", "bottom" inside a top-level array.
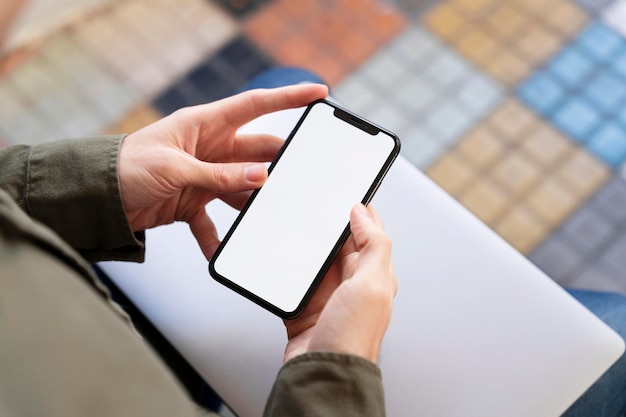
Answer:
[
  {"left": 562, "top": 290, "right": 626, "bottom": 417},
  {"left": 244, "top": 67, "right": 626, "bottom": 417}
]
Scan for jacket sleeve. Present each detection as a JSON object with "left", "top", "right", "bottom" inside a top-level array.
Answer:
[
  {"left": 264, "top": 352, "right": 386, "bottom": 417},
  {"left": 0, "top": 135, "right": 144, "bottom": 262}
]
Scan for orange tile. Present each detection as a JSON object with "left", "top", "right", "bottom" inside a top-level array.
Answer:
[
  {"left": 455, "top": 27, "right": 499, "bottom": 65},
  {"left": 308, "top": 12, "right": 350, "bottom": 46},
  {"left": 459, "top": 179, "right": 509, "bottom": 225},
  {"left": 556, "top": 150, "right": 610, "bottom": 198},
  {"left": 494, "top": 206, "right": 547, "bottom": 254},
  {"left": 515, "top": 25, "right": 563, "bottom": 66},
  {"left": 456, "top": 126, "right": 505, "bottom": 170},
  {"left": 484, "top": 4, "right": 529, "bottom": 41},
  {"left": 424, "top": 3, "right": 468, "bottom": 42},
  {"left": 544, "top": 0, "right": 588, "bottom": 37},
  {"left": 306, "top": 52, "right": 347, "bottom": 86},
  {"left": 334, "top": 25, "right": 380, "bottom": 68},
  {"left": 278, "top": 0, "right": 323, "bottom": 19},
  {"left": 491, "top": 151, "right": 541, "bottom": 197},
  {"left": 337, "top": 0, "right": 379, "bottom": 20},
  {"left": 486, "top": 100, "right": 538, "bottom": 144},
  {"left": 482, "top": 49, "right": 532, "bottom": 86},
  {"left": 525, "top": 178, "right": 578, "bottom": 228},
  {"left": 272, "top": 33, "right": 319, "bottom": 67},
  {"left": 244, "top": 2, "right": 292, "bottom": 47},
  {"left": 452, "top": 0, "right": 496, "bottom": 18},
  {"left": 521, "top": 125, "right": 573, "bottom": 167},
  {"left": 427, "top": 153, "right": 478, "bottom": 197},
  {"left": 366, "top": 5, "right": 408, "bottom": 42}
]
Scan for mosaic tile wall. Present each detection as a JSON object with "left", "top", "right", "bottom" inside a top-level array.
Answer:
[{"left": 1, "top": 0, "right": 626, "bottom": 294}]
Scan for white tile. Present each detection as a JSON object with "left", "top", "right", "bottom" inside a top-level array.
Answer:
[
  {"left": 333, "top": 73, "right": 378, "bottom": 113},
  {"left": 603, "top": 0, "right": 626, "bottom": 38},
  {"left": 394, "top": 76, "right": 437, "bottom": 114},
  {"left": 398, "top": 124, "right": 444, "bottom": 170},
  {"left": 422, "top": 48, "right": 472, "bottom": 89},
  {"left": 455, "top": 73, "right": 503, "bottom": 118},
  {"left": 387, "top": 24, "right": 439, "bottom": 65},
  {"left": 424, "top": 101, "right": 474, "bottom": 145},
  {"left": 362, "top": 104, "right": 408, "bottom": 134}
]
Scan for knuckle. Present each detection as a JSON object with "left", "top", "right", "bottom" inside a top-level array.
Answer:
[{"left": 212, "top": 164, "right": 231, "bottom": 186}]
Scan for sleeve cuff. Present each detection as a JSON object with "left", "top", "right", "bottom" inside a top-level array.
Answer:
[
  {"left": 25, "top": 136, "right": 144, "bottom": 262},
  {"left": 264, "top": 352, "right": 386, "bottom": 417}
]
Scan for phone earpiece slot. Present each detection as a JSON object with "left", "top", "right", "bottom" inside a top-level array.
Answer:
[{"left": 333, "top": 108, "right": 380, "bottom": 135}]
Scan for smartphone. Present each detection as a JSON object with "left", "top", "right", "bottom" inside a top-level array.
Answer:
[{"left": 209, "top": 99, "right": 400, "bottom": 319}]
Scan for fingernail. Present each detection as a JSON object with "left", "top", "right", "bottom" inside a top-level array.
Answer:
[
  {"left": 356, "top": 203, "right": 373, "bottom": 220},
  {"left": 245, "top": 164, "right": 266, "bottom": 183}
]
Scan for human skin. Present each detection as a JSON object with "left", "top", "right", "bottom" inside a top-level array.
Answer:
[{"left": 119, "top": 84, "right": 397, "bottom": 363}]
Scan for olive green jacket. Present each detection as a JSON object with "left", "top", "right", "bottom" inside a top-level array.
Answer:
[{"left": 0, "top": 136, "right": 385, "bottom": 417}]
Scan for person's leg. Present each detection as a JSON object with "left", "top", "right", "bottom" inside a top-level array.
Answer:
[
  {"left": 561, "top": 289, "right": 626, "bottom": 417},
  {"left": 242, "top": 67, "right": 326, "bottom": 91}
]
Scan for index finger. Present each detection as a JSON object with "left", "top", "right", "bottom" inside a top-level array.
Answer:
[{"left": 216, "top": 84, "right": 329, "bottom": 126}]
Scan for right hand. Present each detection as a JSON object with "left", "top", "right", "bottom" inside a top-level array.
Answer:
[{"left": 283, "top": 204, "right": 398, "bottom": 364}]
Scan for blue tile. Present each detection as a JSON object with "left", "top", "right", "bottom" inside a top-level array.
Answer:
[
  {"left": 620, "top": 107, "right": 626, "bottom": 129},
  {"left": 153, "top": 36, "right": 274, "bottom": 114},
  {"left": 529, "top": 236, "right": 580, "bottom": 282},
  {"left": 587, "top": 123, "right": 626, "bottom": 166},
  {"left": 214, "top": 0, "right": 271, "bottom": 17},
  {"left": 552, "top": 98, "right": 601, "bottom": 143},
  {"left": 574, "top": 0, "right": 614, "bottom": 13},
  {"left": 590, "top": 176, "right": 626, "bottom": 224},
  {"left": 612, "top": 46, "right": 626, "bottom": 79},
  {"left": 188, "top": 64, "right": 222, "bottom": 91},
  {"left": 584, "top": 70, "right": 626, "bottom": 114},
  {"left": 548, "top": 47, "right": 595, "bottom": 89},
  {"left": 559, "top": 207, "right": 613, "bottom": 256},
  {"left": 577, "top": 22, "right": 624, "bottom": 63},
  {"left": 517, "top": 71, "right": 565, "bottom": 115}
]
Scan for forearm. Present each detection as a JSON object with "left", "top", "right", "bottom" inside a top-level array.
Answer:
[
  {"left": 264, "top": 352, "right": 386, "bottom": 417},
  {"left": 0, "top": 136, "right": 144, "bottom": 262}
]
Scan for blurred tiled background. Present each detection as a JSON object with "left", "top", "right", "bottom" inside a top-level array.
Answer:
[{"left": 2, "top": 0, "right": 626, "bottom": 294}]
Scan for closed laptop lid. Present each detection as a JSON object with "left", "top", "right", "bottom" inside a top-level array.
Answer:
[{"left": 100, "top": 108, "right": 624, "bottom": 417}]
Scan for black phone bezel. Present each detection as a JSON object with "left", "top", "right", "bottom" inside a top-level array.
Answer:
[{"left": 208, "top": 99, "right": 401, "bottom": 319}]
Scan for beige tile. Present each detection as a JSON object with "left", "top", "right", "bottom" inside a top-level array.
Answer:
[
  {"left": 520, "top": 125, "right": 573, "bottom": 167},
  {"left": 556, "top": 149, "right": 610, "bottom": 198},
  {"left": 482, "top": 49, "right": 532, "bottom": 87},
  {"left": 456, "top": 125, "right": 505, "bottom": 170},
  {"left": 426, "top": 153, "right": 478, "bottom": 197},
  {"left": 491, "top": 151, "right": 541, "bottom": 197},
  {"left": 104, "top": 105, "right": 163, "bottom": 134},
  {"left": 494, "top": 206, "right": 547, "bottom": 254},
  {"left": 486, "top": 100, "right": 538, "bottom": 144},
  {"left": 484, "top": 4, "right": 529, "bottom": 40},
  {"left": 545, "top": 0, "right": 588, "bottom": 37},
  {"left": 525, "top": 178, "right": 578, "bottom": 227},
  {"left": 424, "top": 3, "right": 468, "bottom": 41},
  {"left": 459, "top": 179, "right": 509, "bottom": 225},
  {"left": 515, "top": 25, "right": 563, "bottom": 65},
  {"left": 452, "top": 0, "right": 496, "bottom": 18},
  {"left": 512, "top": 0, "right": 555, "bottom": 15},
  {"left": 455, "top": 27, "right": 499, "bottom": 65}
]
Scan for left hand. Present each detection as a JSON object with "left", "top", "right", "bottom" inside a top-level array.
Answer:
[{"left": 118, "top": 84, "right": 328, "bottom": 259}]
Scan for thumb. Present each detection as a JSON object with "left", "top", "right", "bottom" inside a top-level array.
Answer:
[
  {"left": 183, "top": 159, "right": 269, "bottom": 193},
  {"left": 349, "top": 204, "right": 392, "bottom": 275}
]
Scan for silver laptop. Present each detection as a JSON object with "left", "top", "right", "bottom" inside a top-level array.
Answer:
[{"left": 101, "top": 108, "right": 624, "bottom": 417}]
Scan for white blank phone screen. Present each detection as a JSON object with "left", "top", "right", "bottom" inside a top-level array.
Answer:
[{"left": 212, "top": 102, "right": 396, "bottom": 314}]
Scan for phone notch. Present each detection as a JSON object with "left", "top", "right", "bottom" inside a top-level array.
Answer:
[{"left": 333, "top": 108, "right": 380, "bottom": 136}]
